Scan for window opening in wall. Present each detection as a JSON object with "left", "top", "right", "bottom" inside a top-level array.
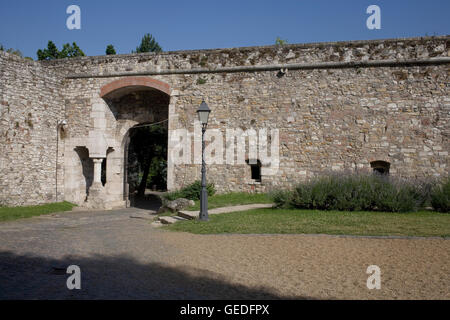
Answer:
[
  {"left": 370, "top": 160, "right": 390, "bottom": 175},
  {"left": 246, "top": 159, "right": 262, "bottom": 182},
  {"left": 101, "top": 158, "right": 107, "bottom": 186}
]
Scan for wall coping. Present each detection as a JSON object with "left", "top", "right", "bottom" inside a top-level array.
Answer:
[{"left": 41, "top": 35, "right": 449, "bottom": 66}]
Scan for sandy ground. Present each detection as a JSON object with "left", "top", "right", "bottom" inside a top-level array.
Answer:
[
  {"left": 160, "top": 232, "right": 450, "bottom": 299},
  {"left": 0, "top": 208, "right": 448, "bottom": 299}
]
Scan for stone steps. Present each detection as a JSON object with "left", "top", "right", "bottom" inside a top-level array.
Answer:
[
  {"left": 158, "top": 216, "right": 188, "bottom": 225},
  {"left": 178, "top": 203, "right": 273, "bottom": 220},
  {"left": 178, "top": 210, "right": 198, "bottom": 220},
  {"left": 157, "top": 203, "right": 274, "bottom": 226}
]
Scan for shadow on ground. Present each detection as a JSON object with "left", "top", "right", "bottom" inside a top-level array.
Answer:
[
  {"left": 0, "top": 251, "right": 308, "bottom": 300},
  {"left": 129, "top": 193, "right": 163, "bottom": 211}
]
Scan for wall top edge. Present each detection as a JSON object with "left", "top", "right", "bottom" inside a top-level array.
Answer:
[{"left": 39, "top": 35, "right": 449, "bottom": 65}]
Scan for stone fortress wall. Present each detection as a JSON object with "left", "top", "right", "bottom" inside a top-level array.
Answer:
[
  {"left": 0, "top": 52, "right": 65, "bottom": 206},
  {"left": 0, "top": 36, "right": 449, "bottom": 208}
]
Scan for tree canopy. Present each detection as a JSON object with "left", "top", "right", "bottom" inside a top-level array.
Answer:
[
  {"left": 106, "top": 44, "right": 116, "bottom": 55},
  {"left": 37, "top": 41, "right": 85, "bottom": 60},
  {"left": 275, "top": 37, "right": 288, "bottom": 45},
  {"left": 133, "top": 34, "right": 162, "bottom": 53}
]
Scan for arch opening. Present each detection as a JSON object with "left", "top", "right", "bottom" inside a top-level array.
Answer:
[
  {"left": 123, "top": 122, "right": 168, "bottom": 210},
  {"left": 84, "top": 76, "right": 173, "bottom": 210},
  {"left": 371, "top": 160, "right": 390, "bottom": 175}
]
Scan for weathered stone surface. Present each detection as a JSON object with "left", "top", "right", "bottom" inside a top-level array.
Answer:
[
  {"left": 158, "top": 216, "right": 187, "bottom": 224},
  {"left": 0, "top": 36, "right": 449, "bottom": 208},
  {"left": 0, "top": 52, "right": 65, "bottom": 207},
  {"left": 158, "top": 198, "right": 195, "bottom": 214}
]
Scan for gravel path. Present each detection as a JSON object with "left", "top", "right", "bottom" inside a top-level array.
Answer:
[{"left": 0, "top": 208, "right": 448, "bottom": 299}]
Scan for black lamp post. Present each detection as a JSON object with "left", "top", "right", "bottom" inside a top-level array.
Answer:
[{"left": 197, "top": 100, "right": 211, "bottom": 221}]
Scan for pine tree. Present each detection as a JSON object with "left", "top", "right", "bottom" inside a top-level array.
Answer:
[
  {"left": 37, "top": 41, "right": 85, "bottom": 60},
  {"left": 68, "top": 42, "right": 85, "bottom": 57},
  {"left": 106, "top": 45, "right": 116, "bottom": 55},
  {"left": 134, "top": 34, "right": 162, "bottom": 53}
]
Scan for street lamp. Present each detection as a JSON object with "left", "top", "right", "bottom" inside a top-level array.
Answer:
[{"left": 197, "top": 100, "right": 211, "bottom": 221}]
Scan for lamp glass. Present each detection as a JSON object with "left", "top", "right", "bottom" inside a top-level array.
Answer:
[
  {"left": 197, "top": 101, "right": 211, "bottom": 125},
  {"left": 198, "top": 110, "right": 210, "bottom": 125}
]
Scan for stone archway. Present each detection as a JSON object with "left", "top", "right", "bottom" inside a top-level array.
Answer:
[
  {"left": 64, "top": 77, "right": 172, "bottom": 210},
  {"left": 100, "top": 77, "right": 171, "bottom": 98},
  {"left": 96, "top": 77, "right": 171, "bottom": 209}
]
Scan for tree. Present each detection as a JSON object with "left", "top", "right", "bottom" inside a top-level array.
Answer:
[
  {"left": 60, "top": 42, "right": 85, "bottom": 58},
  {"left": 275, "top": 37, "right": 288, "bottom": 45},
  {"left": 134, "top": 34, "right": 162, "bottom": 53},
  {"left": 37, "top": 41, "right": 59, "bottom": 60},
  {"left": 37, "top": 41, "right": 85, "bottom": 60},
  {"left": 106, "top": 44, "right": 116, "bottom": 55}
]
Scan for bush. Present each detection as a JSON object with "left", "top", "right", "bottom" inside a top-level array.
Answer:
[
  {"left": 271, "top": 173, "right": 437, "bottom": 213},
  {"left": 271, "top": 189, "right": 294, "bottom": 208},
  {"left": 431, "top": 178, "right": 450, "bottom": 213},
  {"left": 164, "top": 181, "right": 216, "bottom": 201},
  {"left": 373, "top": 178, "right": 421, "bottom": 212}
]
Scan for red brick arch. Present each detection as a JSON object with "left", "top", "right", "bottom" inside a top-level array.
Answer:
[{"left": 100, "top": 77, "right": 171, "bottom": 98}]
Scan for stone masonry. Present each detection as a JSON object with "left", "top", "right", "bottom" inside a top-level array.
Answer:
[{"left": 0, "top": 36, "right": 449, "bottom": 208}]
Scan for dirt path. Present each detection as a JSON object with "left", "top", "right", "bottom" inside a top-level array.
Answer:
[{"left": 0, "top": 208, "right": 448, "bottom": 299}]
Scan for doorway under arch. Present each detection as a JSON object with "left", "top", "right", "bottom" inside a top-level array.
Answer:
[
  {"left": 122, "top": 121, "right": 168, "bottom": 209},
  {"left": 101, "top": 77, "right": 170, "bottom": 210}
]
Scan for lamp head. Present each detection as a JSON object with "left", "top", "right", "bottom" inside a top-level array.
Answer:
[{"left": 197, "top": 100, "right": 211, "bottom": 126}]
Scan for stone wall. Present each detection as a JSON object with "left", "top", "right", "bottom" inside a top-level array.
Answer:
[
  {"left": 0, "top": 51, "right": 65, "bottom": 206},
  {"left": 0, "top": 36, "right": 448, "bottom": 207},
  {"left": 47, "top": 36, "right": 449, "bottom": 195}
]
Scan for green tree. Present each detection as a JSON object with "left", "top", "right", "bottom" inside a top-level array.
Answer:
[
  {"left": 275, "top": 37, "right": 288, "bottom": 45},
  {"left": 37, "top": 41, "right": 59, "bottom": 60},
  {"left": 134, "top": 33, "right": 162, "bottom": 53},
  {"left": 37, "top": 41, "right": 85, "bottom": 60},
  {"left": 59, "top": 42, "right": 85, "bottom": 58},
  {"left": 106, "top": 44, "right": 116, "bottom": 55},
  {"left": 67, "top": 42, "right": 85, "bottom": 58}
]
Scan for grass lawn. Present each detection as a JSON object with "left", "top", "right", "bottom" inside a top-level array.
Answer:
[
  {"left": 185, "top": 192, "right": 273, "bottom": 211},
  {"left": 0, "top": 202, "right": 76, "bottom": 222},
  {"left": 165, "top": 208, "right": 450, "bottom": 237}
]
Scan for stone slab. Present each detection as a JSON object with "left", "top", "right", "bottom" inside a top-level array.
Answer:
[{"left": 158, "top": 216, "right": 187, "bottom": 224}]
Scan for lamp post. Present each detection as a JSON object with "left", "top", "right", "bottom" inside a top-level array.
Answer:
[{"left": 197, "top": 100, "right": 211, "bottom": 221}]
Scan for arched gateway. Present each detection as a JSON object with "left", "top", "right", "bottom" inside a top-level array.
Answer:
[{"left": 64, "top": 77, "right": 171, "bottom": 210}]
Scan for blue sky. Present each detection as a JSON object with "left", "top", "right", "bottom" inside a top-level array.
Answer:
[{"left": 0, "top": 0, "right": 449, "bottom": 59}]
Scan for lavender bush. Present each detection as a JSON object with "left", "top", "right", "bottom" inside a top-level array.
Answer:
[{"left": 272, "top": 172, "right": 445, "bottom": 213}]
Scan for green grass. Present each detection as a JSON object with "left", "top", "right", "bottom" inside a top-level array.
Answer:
[
  {"left": 165, "top": 208, "right": 450, "bottom": 237},
  {"left": 0, "top": 202, "right": 76, "bottom": 222},
  {"left": 185, "top": 192, "right": 273, "bottom": 211}
]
